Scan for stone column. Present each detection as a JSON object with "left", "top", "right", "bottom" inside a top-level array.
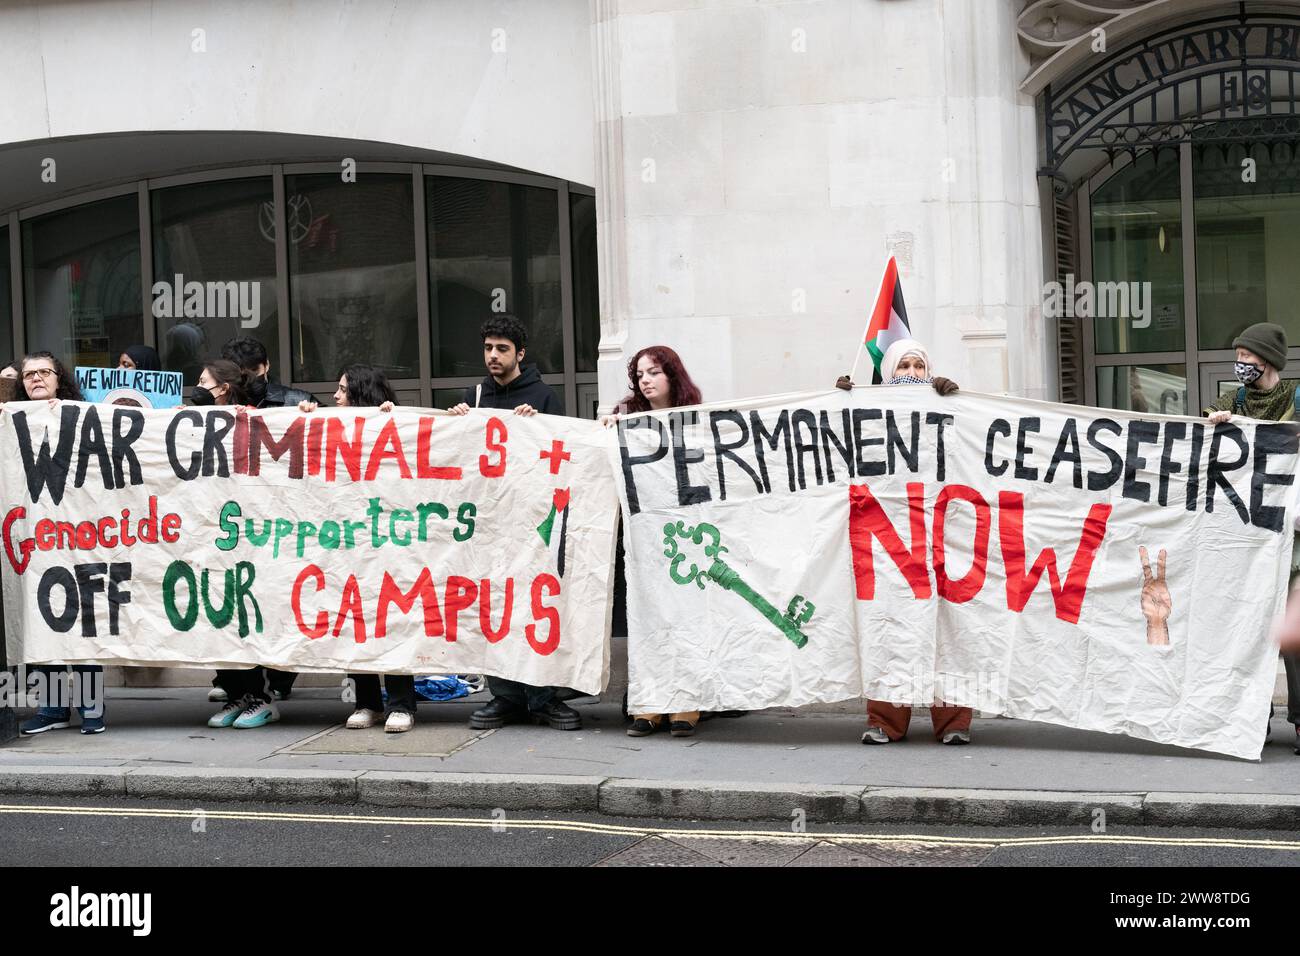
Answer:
[{"left": 590, "top": 0, "right": 631, "bottom": 415}]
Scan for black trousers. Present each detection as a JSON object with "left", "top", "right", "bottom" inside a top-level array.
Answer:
[
  {"left": 267, "top": 669, "right": 298, "bottom": 695},
  {"left": 350, "top": 674, "right": 417, "bottom": 715},
  {"left": 215, "top": 667, "right": 271, "bottom": 703}
]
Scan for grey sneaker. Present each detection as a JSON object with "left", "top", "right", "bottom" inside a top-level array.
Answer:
[
  {"left": 861, "top": 726, "right": 891, "bottom": 744},
  {"left": 942, "top": 730, "right": 971, "bottom": 745}
]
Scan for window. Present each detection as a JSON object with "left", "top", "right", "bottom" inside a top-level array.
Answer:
[
  {"left": 6, "top": 154, "right": 596, "bottom": 414},
  {"left": 1194, "top": 143, "right": 1300, "bottom": 349},
  {"left": 152, "top": 177, "right": 278, "bottom": 384},
  {"left": 0, "top": 226, "right": 11, "bottom": 368},
  {"left": 22, "top": 195, "right": 141, "bottom": 370},
  {"left": 1091, "top": 151, "right": 1184, "bottom": 355},
  {"left": 1096, "top": 364, "right": 1187, "bottom": 416},
  {"left": 286, "top": 173, "right": 418, "bottom": 382},
  {"left": 428, "top": 177, "right": 562, "bottom": 377},
  {"left": 570, "top": 193, "right": 598, "bottom": 374}
]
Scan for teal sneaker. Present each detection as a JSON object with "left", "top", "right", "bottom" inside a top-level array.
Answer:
[
  {"left": 233, "top": 700, "right": 280, "bottom": 729},
  {"left": 207, "top": 699, "right": 246, "bottom": 728}
]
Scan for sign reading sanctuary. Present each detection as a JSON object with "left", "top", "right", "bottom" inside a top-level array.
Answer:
[
  {"left": 610, "top": 387, "right": 1300, "bottom": 759},
  {"left": 0, "top": 402, "right": 619, "bottom": 694}
]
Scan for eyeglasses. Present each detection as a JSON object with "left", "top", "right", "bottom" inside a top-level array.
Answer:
[{"left": 22, "top": 368, "right": 56, "bottom": 382}]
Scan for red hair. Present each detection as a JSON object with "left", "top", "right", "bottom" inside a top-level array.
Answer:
[{"left": 621, "top": 345, "right": 702, "bottom": 412}]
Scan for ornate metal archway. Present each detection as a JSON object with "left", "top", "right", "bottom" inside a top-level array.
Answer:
[{"left": 1039, "top": 5, "right": 1300, "bottom": 189}]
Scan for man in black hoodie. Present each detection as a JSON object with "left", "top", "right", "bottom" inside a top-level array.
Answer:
[{"left": 450, "top": 315, "right": 579, "bottom": 730}]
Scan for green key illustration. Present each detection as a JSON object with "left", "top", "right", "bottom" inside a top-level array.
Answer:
[{"left": 661, "top": 520, "right": 813, "bottom": 649}]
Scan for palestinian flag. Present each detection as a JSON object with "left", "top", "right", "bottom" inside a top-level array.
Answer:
[
  {"left": 863, "top": 256, "right": 911, "bottom": 384},
  {"left": 536, "top": 488, "right": 571, "bottom": 577}
]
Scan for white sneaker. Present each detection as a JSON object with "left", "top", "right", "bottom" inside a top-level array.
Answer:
[
  {"left": 232, "top": 700, "right": 280, "bottom": 729},
  {"left": 208, "top": 699, "right": 245, "bottom": 728},
  {"left": 385, "top": 711, "right": 414, "bottom": 733},
  {"left": 861, "top": 726, "right": 891, "bottom": 744},
  {"left": 208, "top": 686, "right": 227, "bottom": 702},
  {"left": 346, "top": 708, "right": 383, "bottom": 729}
]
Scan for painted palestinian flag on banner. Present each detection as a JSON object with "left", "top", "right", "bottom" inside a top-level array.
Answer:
[
  {"left": 863, "top": 256, "right": 911, "bottom": 384},
  {"left": 537, "top": 488, "right": 571, "bottom": 577}
]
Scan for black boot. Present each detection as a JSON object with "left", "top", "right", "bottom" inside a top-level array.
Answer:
[
  {"left": 469, "top": 696, "right": 526, "bottom": 730},
  {"left": 532, "top": 699, "right": 582, "bottom": 731}
]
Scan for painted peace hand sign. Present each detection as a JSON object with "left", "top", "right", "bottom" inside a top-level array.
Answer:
[{"left": 1138, "top": 546, "right": 1171, "bottom": 646}]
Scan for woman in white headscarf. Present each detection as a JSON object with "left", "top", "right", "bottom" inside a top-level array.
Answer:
[
  {"left": 836, "top": 338, "right": 959, "bottom": 394},
  {"left": 836, "top": 339, "right": 972, "bottom": 745}
]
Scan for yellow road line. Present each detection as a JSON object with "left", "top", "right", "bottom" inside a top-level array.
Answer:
[{"left": 0, "top": 803, "right": 1297, "bottom": 852}]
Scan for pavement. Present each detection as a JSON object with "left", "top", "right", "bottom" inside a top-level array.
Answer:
[
  {"left": 7, "top": 686, "right": 1300, "bottom": 832},
  {"left": 1, "top": 686, "right": 1298, "bottom": 830}
]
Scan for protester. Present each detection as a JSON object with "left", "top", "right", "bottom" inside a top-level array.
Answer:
[
  {"left": 4, "top": 353, "right": 106, "bottom": 735},
  {"left": 1204, "top": 322, "right": 1300, "bottom": 753},
  {"left": 298, "top": 365, "right": 415, "bottom": 733},
  {"left": 849, "top": 338, "right": 971, "bottom": 746},
  {"left": 195, "top": 361, "right": 282, "bottom": 729},
  {"left": 221, "top": 336, "right": 313, "bottom": 412},
  {"left": 834, "top": 340, "right": 959, "bottom": 396},
  {"left": 448, "top": 314, "right": 561, "bottom": 418},
  {"left": 603, "top": 346, "right": 709, "bottom": 738},
  {"left": 451, "top": 315, "right": 578, "bottom": 730},
  {"left": 219, "top": 336, "right": 310, "bottom": 700},
  {"left": 118, "top": 345, "right": 162, "bottom": 371}
]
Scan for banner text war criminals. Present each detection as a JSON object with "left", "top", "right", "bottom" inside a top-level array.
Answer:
[{"left": 5, "top": 404, "right": 507, "bottom": 505}]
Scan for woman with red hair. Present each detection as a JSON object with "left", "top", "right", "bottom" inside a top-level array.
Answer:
[
  {"left": 606, "top": 346, "right": 704, "bottom": 737},
  {"left": 615, "top": 344, "right": 702, "bottom": 413}
]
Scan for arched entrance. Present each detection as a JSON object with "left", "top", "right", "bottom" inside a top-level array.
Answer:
[{"left": 1032, "top": 3, "right": 1300, "bottom": 413}]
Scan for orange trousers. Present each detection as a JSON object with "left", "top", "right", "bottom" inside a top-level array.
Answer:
[{"left": 866, "top": 699, "right": 972, "bottom": 741}]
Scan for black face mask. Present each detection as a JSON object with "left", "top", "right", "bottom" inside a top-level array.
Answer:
[
  {"left": 247, "top": 376, "right": 268, "bottom": 404},
  {"left": 190, "top": 385, "right": 216, "bottom": 406}
]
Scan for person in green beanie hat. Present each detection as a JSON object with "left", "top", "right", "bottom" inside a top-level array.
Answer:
[
  {"left": 1203, "top": 321, "right": 1300, "bottom": 754},
  {"left": 1204, "top": 321, "right": 1294, "bottom": 422}
]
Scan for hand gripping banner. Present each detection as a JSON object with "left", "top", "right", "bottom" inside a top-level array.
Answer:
[
  {"left": 0, "top": 402, "right": 619, "bottom": 694},
  {"left": 610, "top": 387, "right": 1300, "bottom": 759}
]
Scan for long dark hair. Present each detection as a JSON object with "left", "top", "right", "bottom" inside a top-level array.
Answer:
[
  {"left": 19, "top": 351, "right": 83, "bottom": 401},
  {"left": 339, "top": 364, "right": 398, "bottom": 408},
  {"left": 620, "top": 346, "right": 702, "bottom": 413},
  {"left": 201, "top": 360, "right": 251, "bottom": 406}
]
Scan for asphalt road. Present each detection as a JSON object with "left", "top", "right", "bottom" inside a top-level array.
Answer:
[{"left": 1, "top": 795, "right": 1298, "bottom": 868}]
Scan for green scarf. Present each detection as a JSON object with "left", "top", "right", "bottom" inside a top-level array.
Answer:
[{"left": 1217, "top": 378, "right": 1299, "bottom": 422}]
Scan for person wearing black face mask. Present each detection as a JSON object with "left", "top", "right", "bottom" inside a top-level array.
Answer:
[
  {"left": 191, "top": 360, "right": 248, "bottom": 407},
  {"left": 220, "top": 336, "right": 311, "bottom": 410},
  {"left": 218, "top": 337, "right": 309, "bottom": 701},
  {"left": 185, "top": 361, "right": 279, "bottom": 721},
  {"left": 1203, "top": 322, "right": 1300, "bottom": 754}
]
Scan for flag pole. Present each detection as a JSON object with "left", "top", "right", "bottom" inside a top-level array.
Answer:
[{"left": 847, "top": 257, "right": 892, "bottom": 385}]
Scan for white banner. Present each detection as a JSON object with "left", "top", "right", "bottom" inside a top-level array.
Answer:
[
  {"left": 1, "top": 402, "right": 618, "bottom": 694},
  {"left": 611, "top": 387, "right": 1299, "bottom": 759}
]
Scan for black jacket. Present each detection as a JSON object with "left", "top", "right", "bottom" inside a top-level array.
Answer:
[
  {"left": 254, "top": 379, "right": 314, "bottom": 409},
  {"left": 463, "top": 364, "right": 560, "bottom": 414}
]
